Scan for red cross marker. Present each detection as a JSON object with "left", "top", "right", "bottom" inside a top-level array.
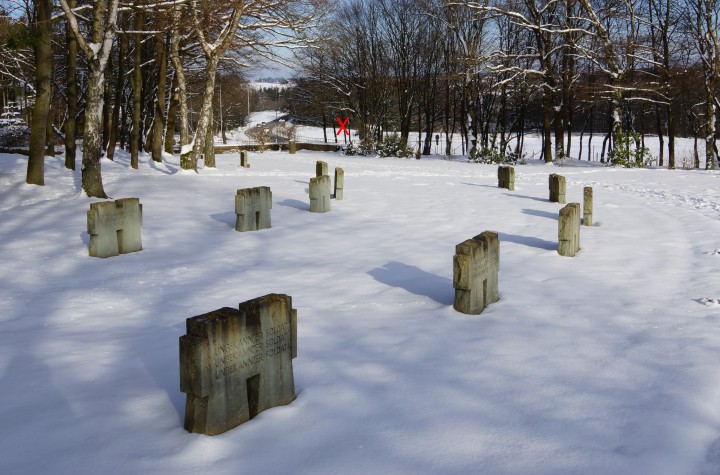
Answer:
[{"left": 336, "top": 117, "right": 350, "bottom": 136}]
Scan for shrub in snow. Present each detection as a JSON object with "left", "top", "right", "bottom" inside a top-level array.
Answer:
[
  {"left": 344, "top": 141, "right": 360, "bottom": 156},
  {"left": 0, "top": 125, "right": 31, "bottom": 148},
  {"left": 377, "top": 133, "right": 413, "bottom": 158},
  {"left": 469, "top": 144, "right": 522, "bottom": 165},
  {"left": 609, "top": 132, "right": 653, "bottom": 168}
]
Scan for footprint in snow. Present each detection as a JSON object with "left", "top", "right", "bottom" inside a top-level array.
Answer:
[
  {"left": 711, "top": 249, "right": 720, "bottom": 256},
  {"left": 700, "top": 298, "right": 720, "bottom": 307}
]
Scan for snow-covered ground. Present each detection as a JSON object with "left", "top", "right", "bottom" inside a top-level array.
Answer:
[{"left": 2, "top": 144, "right": 720, "bottom": 474}]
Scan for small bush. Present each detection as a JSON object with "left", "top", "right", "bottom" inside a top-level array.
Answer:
[
  {"left": 468, "top": 145, "right": 518, "bottom": 165},
  {"left": 0, "top": 125, "right": 31, "bottom": 148},
  {"left": 377, "top": 133, "right": 413, "bottom": 158},
  {"left": 609, "top": 132, "right": 652, "bottom": 168}
]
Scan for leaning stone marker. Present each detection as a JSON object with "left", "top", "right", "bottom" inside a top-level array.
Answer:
[
  {"left": 235, "top": 187, "right": 272, "bottom": 232},
  {"left": 240, "top": 151, "right": 250, "bottom": 168},
  {"left": 309, "top": 175, "right": 331, "bottom": 213},
  {"left": 180, "top": 294, "right": 298, "bottom": 436},
  {"left": 87, "top": 198, "right": 143, "bottom": 258},
  {"left": 453, "top": 231, "right": 500, "bottom": 315},
  {"left": 558, "top": 203, "right": 581, "bottom": 257},
  {"left": 498, "top": 165, "right": 515, "bottom": 191},
  {"left": 549, "top": 174, "right": 566, "bottom": 203},
  {"left": 334, "top": 167, "right": 344, "bottom": 200},
  {"left": 316, "top": 160, "right": 328, "bottom": 177},
  {"left": 583, "top": 186, "right": 593, "bottom": 226},
  {"left": 288, "top": 140, "right": 297, "bottom": 155}
]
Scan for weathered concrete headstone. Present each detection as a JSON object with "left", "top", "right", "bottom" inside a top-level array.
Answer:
[
  {"left": 334, "top": 167, "right": 344, "bottom": 200},
  {"left": 240, "top": 151, "right": 250, "bottom": 168},
  {"left": 288, "top": 140, "right": 296, "bottom": 155},
  {"left": 309, "top": 175, "right": 331, "bottom": 213},
  {"left": 498, "top": 165, "right": 515, "bottom": 191},
  {"left": 87, "top": 198, "right": 143, "bottom": 258},
  {"left": 316, "top": 160, "right": 328, "bottom": 177},
  {"left": 558, "top": 202, "right": 581, "bottom": 257},
  {"left": 549, "top": 174, "right": 566, "bottom": 203},
  {"left": 453, "top": 231, "right": 500, "bottom": 315},
  {"left": 180, "top": 294, "right": 298, "bottom": 435},
  {"left": 235, "top": 187, "right": 272, "bottom": 232},
  {"left": 583, "top": 186, "right": 593, "bottom": 226}
]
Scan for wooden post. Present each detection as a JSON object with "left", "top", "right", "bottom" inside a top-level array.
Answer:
[
  {"left": 583, "top": 186, "right": 593, "bottom": 226},
  {"left": 288, "top": 140, "right": 296, "bottom": 154},
  {"left": 334, "top": 167, "right": 344, "bottom": 200},
  {"left": 558, "top": 203, "right": 581, "bottom": 257},
  {"left": 549, "top": 174, "right": 566, "bottom": 203}
]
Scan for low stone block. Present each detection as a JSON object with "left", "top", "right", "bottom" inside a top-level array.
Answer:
[
  {"left": 310, "top": 175, "right": 331, "bottom": 213},
  {"left": 558, "top": 202, "right": 581, "bottom": 257},
  {"left": 288, "top": 140, "right": 296, "bottom": 155},
  {"left": 316, "top": 160, "right": 328, "bottom": 177},
  {"left": 240, "top": 151, "right": 250, "bottom": 168},
  {"left": 235, "top": 187, "right": 272, "bottom": 232},
  {"left": 498, "top": 165, "right": 515, "bottom": 191},
  {"left": 549, "top": 174, "right": 566, "bottom": 203},
  {"left": 583, "top": 186, "right": 593, "bottom": 226},
  {"left": 453, "top": 231, "right": 500, "bottom": 315},
  {"left": 334, "top": 167, "right": 344, "bottom": 200},
  {"left": 180, "top": 294, "right": 298, "bottom": 435},
  {"left": 87, "top": 198, "right": 143, "bottom": 258}
]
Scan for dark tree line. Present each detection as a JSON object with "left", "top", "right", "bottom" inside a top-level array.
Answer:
[
  {"left": 0, "top": 0, "right": 325, "bottom": 196},
  {"left": 291, "top": 0, "right": 720, "bottom": 169}
]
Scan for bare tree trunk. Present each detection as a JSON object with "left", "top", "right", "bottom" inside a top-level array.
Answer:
[
  {"left": 27, "top": 0, "right": 52, "bottom": 186},
  {"left": 64, "top": 0, "right": 78, "bottom": 171},
  {"left": 130, "top": 10, "right": 143, "bottom": 170},
  {"left": 705, "top": 85, "right": 717, "bottom": 169},
  {"left": 187, "top": 54, "right": 220, "bottom": 169},
  {"left": 151, "top": 32, "right": 167, "bottom": 163},
  {"left": 107, "top": 18, "right": 126, "bottom": 161},
  {"left": 204, "top": 111, "right": 215, "bottom": 168},
  {"left": 45, "top": 106, "right": 54, "bottom": 157},
  {"left": 164, "top": 74, "right": 178, "bottom": 154},
  {"left": 542, "top": 88, "right": 553, "bottom": 162}
]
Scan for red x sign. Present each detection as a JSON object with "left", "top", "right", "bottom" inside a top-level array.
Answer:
[{"left": 336, "top": 117, "right": 350, "bottom": 136}]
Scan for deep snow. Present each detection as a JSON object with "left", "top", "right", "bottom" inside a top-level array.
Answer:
[{"left": 1, "top": 143, "right": 720, "bottom": 474}]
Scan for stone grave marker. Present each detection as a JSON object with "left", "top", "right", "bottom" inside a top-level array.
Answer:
[
  {"left": 87, "top": 198, "right": 143, "bottom": 258},
  {"left": 583, "top": 186, "right": 593, "bottom": 226},
  {"left": 288, "top": 140, "right": 297, "bottom": 155},
  {"left": 235, "top": 187, "right": 272, "bottom": 232},
  {"left": 240, "top": 151, "right": 250, "bottom": 168},
  {"left": 558, "top": 203, "right": 581, "bottom": 257},
  {"left": 549, "top": 174, "right": 566, "bottom": 203},
  {"left": 180, "top": 294, "right": 298, "bottom": 435},
  {"left": 334, "top": 167, "right": 344, "bottom": 200},
  {"left": 316, "top": 160, "right": 328, "bottom": 177},
  {"left": 498, "top": 165, "right": 515, "bottom": 191},
  {"left": 453, "top": 231, "right": 500, "bottom": 315},
  {"left": 310, "top": 175, "right": 331, "bottom": 213}
]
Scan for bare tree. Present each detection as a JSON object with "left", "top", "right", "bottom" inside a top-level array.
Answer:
[{"left": 59, "top": 0, "right": 120, "bottom": 197}]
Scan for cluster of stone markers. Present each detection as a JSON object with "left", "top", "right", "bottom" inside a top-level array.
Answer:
[
  {"left": 453, "top": 167, "right": 594, "bottom": 314},
  {"left": 84, "top": 155, "right": 597, "bottom": 436}
]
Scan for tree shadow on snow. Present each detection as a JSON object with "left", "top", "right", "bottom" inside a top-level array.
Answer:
[
  {"left": 277, "top": 199, "right": 309, "bottom": 211},
  {"left": 502, "top": 192, "right": 548, "bottom": 202},
  {"left": 522, "top": 208, "right": 557, "bottom": 220},
  {"left": 497, "top": 232, "right": 557, "bottom": 251},
  {"left": 367, "top": 262, "right": 453, "bottom": 305},
  {"left": 460, "top": 182, "right": 498, "bottom": 190}
]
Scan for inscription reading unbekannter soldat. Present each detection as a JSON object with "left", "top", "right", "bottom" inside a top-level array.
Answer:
[
  {"left": 214, "top": 332, "right": 262, "bottom": 379},
  {"left": 213, "top": 323, "right": 292, "bottom": 379},
  {"left": 264, "top": 322, "right": 291, "bottom": 358}
]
